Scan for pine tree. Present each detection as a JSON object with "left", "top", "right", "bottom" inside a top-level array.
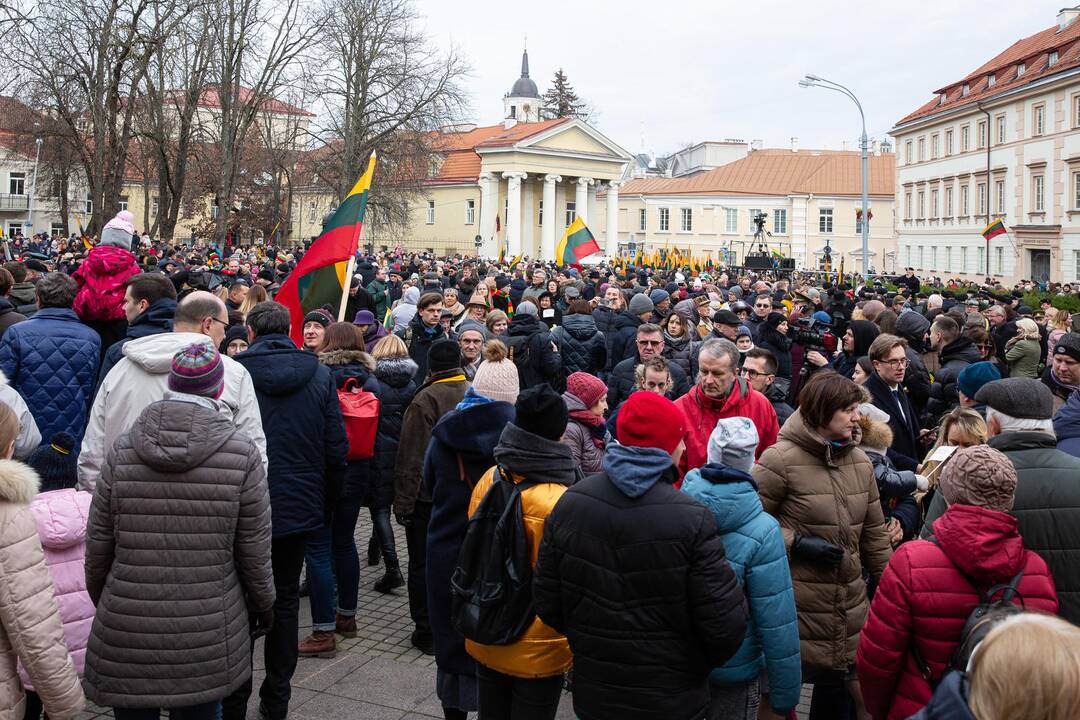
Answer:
[{"left": 543, "top": 69, "right": 584, "bottom": 118}]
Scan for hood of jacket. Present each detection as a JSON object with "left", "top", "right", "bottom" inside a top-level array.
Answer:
[
  {"left": 402, "top": 286, "right": 420, "bottom": 305},
  {"left": 375, "top": 356, "right": 418, "bottom": 388},
  {"left": 916, "top": 671, "right": 975, "bottom": 720},
  {"left": 561, "top": 312, "right": 598, "bottom": 340},
  {"left": 857, "top": 415, "right": 893, "bottom": 453},
  {"left": 939, "top": 335, "right": 981, "bottom": 366},
  {"left": 318, "top": 348, "right": 376, "bottom": 372},
  {"left": 507, "top": 312, "right": 543, "bottom": 337},
  {"left": 123, "top": 331, "right": 218, "bottom": 374},
  {"left": 127, "top": 297, "right": 176, "bottom": 339},
  {"left": 603, "top": 441, "right": 677, "bottom": 498},
  {"left": 895, "top": 309, "right": 931, "bottom": 345},
  {"left": 0, "top": 296, "right": 19, "bottom": 318},
  {"left": 764, "top": 376, "right": 791, "bottom": 405},
  {"left": 0, "top": 459, "right": 39, "bottom": 505},
  {"left": 431, "top": 398, "right": 515, "bottom": 478},
  {"left": 30, "top": 488, "right": 91, "bottom": 550},
  {"left": 778, "top": 409, "right": 861, "bottom": 466},
  {"left": 83, "top": 244, "right": 137, "bottom": 274},
  {"left": 9, "top": 282, "right": 35, "bottom": 305},
  {"left": 239, "top": 334, "right": 319, "bottom": 395},
  {"left": 682, "top": 464, "right": 761, "bottom": 533},
  {"left": 363, "top": 323, "right": 389, "bottom": 344},
  {"left": 612, "top": 309, "right": 641, "bottom": 332},
  {"left": 494, "top": 421, "right": 582, "bottom": 486},
  {"left": 1053, "top": 389, "right": 1080, "bottom": 441},
  {"left": 131, "top": 397, "right": 236, "bottom": 472},
  {"left": 849, "top": 319, "right": 881, "bottom": 358},
  {"left": 562, "top": 391, "right": 589, "bottom": 414},
  {"left": 933, "top": 503, "right": 1027, "bottom": 583}
]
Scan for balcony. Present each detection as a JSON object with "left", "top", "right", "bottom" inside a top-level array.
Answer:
[{"left": 0, "top": 194, "right": 29, "bottom": 212}]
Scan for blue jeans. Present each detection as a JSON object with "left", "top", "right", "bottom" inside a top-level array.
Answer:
[{"left": 306, "top": 494, "right": 364, "bottom": 629}]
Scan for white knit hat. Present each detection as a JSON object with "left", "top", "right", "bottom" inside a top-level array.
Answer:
[{"left": 471, "top": 340, "right": 520, "bottom": 404}]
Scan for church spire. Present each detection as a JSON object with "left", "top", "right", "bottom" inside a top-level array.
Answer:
[{"left": 520, "top": 46, "right": 530, "bottom": 79}]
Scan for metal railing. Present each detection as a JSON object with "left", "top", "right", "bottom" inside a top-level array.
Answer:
[{"left": 0, "top": 194, "right": 29, "bottom": 211}]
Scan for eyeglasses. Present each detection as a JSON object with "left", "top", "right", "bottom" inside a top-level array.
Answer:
[
  {"left": 637, "top": 339, "right": 663, "bottom": 347},
  {"left": 208, "top": 316, "right": 229, "bottom": 327},
  {"left": 754, "top": 304, "right": 771, "bottom": 309},
  {"left": 876, "top": 358, "right": 909, "bottom": 368},
  {"left": 740, "top": 368, "right": 773, "bottom": 380}
]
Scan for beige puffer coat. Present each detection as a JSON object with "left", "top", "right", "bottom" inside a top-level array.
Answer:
[
  {"left": 84, "top": 395, "right": 275, "bottom": 708},
  {"left": 752, "top": 410, "right": 892, "bottom": 674},
  {"left": 0, "top": 460, "right": 84, "bottom": 720}
]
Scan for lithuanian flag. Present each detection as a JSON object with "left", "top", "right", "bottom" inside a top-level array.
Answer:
[
  {"left": 982, "top": 217, "right": 1007, "bottom": 240},
  {"left": 555, "top": 217, "right": 600, "bottom": 267},
  {"left": 277, "top": 151, "right": 376, "bottom": 346}
]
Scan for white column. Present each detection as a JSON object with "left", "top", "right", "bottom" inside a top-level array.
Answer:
[
  {"left": 503, "top": 171, "right": 526, "bottom": 257},
  {"left": 606, "top": 180, "right": 621, "bottom": 257},
  {"left": 541, "top": 174, "right": 561, "bottom": 261},
  {"left": 521, "top": 178, "right": 535, "bottom": 258},
  {"left": 478, "top": 173, "right": 497, "bottom": 257},
  {"left": 575, "top": 177, "right": 593, "bottom": 225}
]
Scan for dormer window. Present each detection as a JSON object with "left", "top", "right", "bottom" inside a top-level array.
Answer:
[
  {"left": 962, "top": 83, "right": 970, "bottom": 96},
  {"left": 1018, "top": 62, "right": 1026, "bottom": 76},
  {"left": 1050, "top": 50, "right": 1060, "bottom": 66},
  {"left": 939, "top": 92, "right": 948, "bottom": 104},
  {"left": 988, "top": 73, "right": 996, "bottom": 87}
]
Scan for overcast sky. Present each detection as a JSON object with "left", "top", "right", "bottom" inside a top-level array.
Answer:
[{"left": 415, "top": 0, "right": 1068, "bottom": 156}]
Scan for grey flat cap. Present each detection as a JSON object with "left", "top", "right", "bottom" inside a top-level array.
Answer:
[{"left": 974, "top": 377, "right": 1054, "bottom": 420}]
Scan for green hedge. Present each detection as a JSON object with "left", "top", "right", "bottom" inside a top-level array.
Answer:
[{"left": 884, "top": 284, "right": 1080, "bottom": 314}]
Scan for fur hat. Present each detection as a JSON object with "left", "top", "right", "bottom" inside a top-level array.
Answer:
[
  {"left": 707, "top": 417, "right": 758, "bottom": 473},
  {"left": 100, "top": 210, "right": 135, "bottom": 250},
  {"left": 939, "top": 445, "right": 1018, "bottom": 513},
  {"left": 427, "top": 339, "right": 461, "bottom": 374},
  {"left": 566, "top": 371, "right": 607, "bottom": 410},
  {"left": 514, "top": 384, "right": 568, "bottom": 441},
  {"left": 617, "top": 391, "right": 685, "bottom": 455},
  {"left": 471, "top": 340, "right": 519, "bottom": 404}
]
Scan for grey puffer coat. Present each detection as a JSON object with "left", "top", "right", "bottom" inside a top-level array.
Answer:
[
  {"left": 84, "top": 395, "right": 275, "bottom": 708},
  {"left": 560, "top": 392, "right": 606, "bottom": 474}
]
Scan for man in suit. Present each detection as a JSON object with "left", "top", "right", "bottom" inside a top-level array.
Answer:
[{"left": 865, "top": 333, "right": 923, "bottom": 471}]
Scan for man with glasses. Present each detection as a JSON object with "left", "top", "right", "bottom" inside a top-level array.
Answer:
[
  {"left": 79, "top": 290, "right": 267, "bottom": 492},
  {"left": 865, "top": 333, "right": 923, "bottom": 471},
  {"left": 606, "top": 323, "right": 690, "bottom": 410},
  {"left": 742, "top": 348, "right": 793, "bottom": 426},
  {"left": 746, "top": 293, "right": 772, "bottom": 341}
]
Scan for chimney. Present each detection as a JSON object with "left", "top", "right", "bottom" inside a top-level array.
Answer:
[
  {"left": 1059, "top": 6, "right": 1080, "bottom": 31},
  {"left": 791, "top": 136, "right": 799, "bottom": 153},
  {"left": 751, "top": 139, "right": 763, "bottom": 151},
  {"left": 503, "top": 118, "right": 517, "bottom": 130},
  {"left": 871, "top": 138, "right": 880, "bottom": 154},
  {"left": 842, "top": 140, "right": 849, "bottom": 151}
]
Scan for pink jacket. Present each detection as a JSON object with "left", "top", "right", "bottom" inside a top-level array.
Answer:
[
  {"left": 72, "top": 245, "right": 140, "bottom": 322},
  {"left": 17, "top": 489, "right": 94, "bottom": 690}
]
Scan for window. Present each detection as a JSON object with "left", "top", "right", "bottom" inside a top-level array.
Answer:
[
  {"left": 465, "top": 199, "right": 475, "bottom": 225},
  {"left": 961, "top": 246, "right": 969, "bottom": 273},
  {"left": 917, "top": 191, "right": 926, "bottom": 218},
  {"left": 7, "top": 172, "right": 25, "bottom": 196},
  {"left": 988, "top": 72, "right": 996, "bottom": 87},
  {"left": 680, "top": 207, "right": 692, "bottom": 232},
  {"left": 658, "top": 206, "right": 669, "bottom": 231},
  {"left": 905, "top": 192, "right": 913, "bottom": 219},
  {"left": 962, "top": 83, "right": 970, "bottom": 97},
  {"left": 639, "top": 208, "right": 647, "bottom": 232},
  {"left": 917, "top": 137, "right": 926, "bottom": 161},
  {"left": 995, "top": 179, "right": 1005, "bottom": 213},
  {"left": 961, "top": 125, "right": 971, "bottom": 152},
  {"left": 151, "top": 196, "right": 159, "bottom": 216},
  {"left": 996, "top": 115, "right": 1007, "bottom": 144},
  {"left": 931, "top": 134, "right": 939, "bottom": 159},
  {"left": 931, "top": 189, "right": 939, "bottom": 217},
  {"left": 725, "top": 208, "right": 737, "bottom": 233},
  {"left": 118, "top": 196, "right": 129, "bottom": 212},
  {"left": 945, "top": 129, "right": 954, "bottom": 156},
  {"left": 819, "top": 208, "right": 833, "bottom": 233},
  {"left": 1034, "top": 174, "right": 1045, "bottom": 212},
  {"left": 1076, "top": 251, "right": 1080, "bottom": 280},
  {"left": 749, "top": 208, "right": 762, "bottom": 231},
  {"left": 931, "top": 246, "right": 938, "bottom": 270},
  {"left": 84, "top": 195, "right": 92, "bottom": 214},
  {"left": 905, "top": 140, "right": 913, "bottom": 163},
  {"left": 773, "top": 209, "right": 787, "bottom": 234},
  {"left": 211, "top": 204, "right": 220, "bottom": 219},
  {"left": 977, "top": 182, "right": 987, "bottom": 215},
  {"left": 566, "top": 201, "right": 576, "bottom": 226},
  {"left": 945, "top": 186, "right": 953, "bottom": 217},
  {"left": 428, "top": 157, "right": 439, "bottom": 178},
  {"left": 995, "top": 246, "right": 1004, "bottom": 274},
  {"left": 961, "top": 185, "right": 970, "bottom": 216},
  {"left": 978, "top": 246, "right": 986, "bottom": 274},
  {"left": 918, "top": 246, "right": 925, "bottom": 269},
  {"left": 538, "top": 200, "right": 543, "bottom": 226},
  {"left": 50, "top": 223, "right": 64, "bottom": 237},
  {"left": 1050, "top": 50, "right": 1059, "bottom": 66},
  {"left": 1018, "top": 62, "right": 1026, "bottom": 77},
  {"left": 425, "top": 200, "right": 434, "bottom": 224},
  {"left": 1074, "top": 171, "right": 1080, "bottom": 209},
  {"left": 1034, "top": 104, "right": 1046, "bottom": 136},
  {"left": 308, "top": 201, "right": 316, "bottom": 223},
  {"left": 978, "top": 120, "right": 988, "bottom": 148},
  {"left": 509, "top": 105, "right": 516, "bottom": 119}
]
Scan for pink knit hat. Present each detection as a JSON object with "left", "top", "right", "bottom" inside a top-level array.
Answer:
[
  {"left": 566, "top": 371, "right": 606, "bottom": 409},
  {"left": 939, "top": 445, "right": 1017, "bottom": 513}
]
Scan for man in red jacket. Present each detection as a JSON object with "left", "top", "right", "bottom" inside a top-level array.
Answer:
[{"left": 675, "top": 337, "right": 778, "bottom": 476}]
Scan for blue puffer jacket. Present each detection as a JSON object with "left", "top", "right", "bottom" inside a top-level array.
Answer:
[
  {"left": 0, "top": 307, "right": 101, "bottom": 443},
  {"left": 1054, "top": 389, "right": 1080, "bottom": 459},
  {"left": 236, "top": 334, "right": 348, "bottom": 538},
  {"left": 681, "top": 463, "right": 802, "bottom": 713}
]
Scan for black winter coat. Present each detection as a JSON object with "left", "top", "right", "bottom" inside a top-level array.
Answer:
[
  {"left": 396, "top": 312, "right": 452, "bottom": 381},
  {"left": 320, "top": 349, "right": 383, "bottom": 506},
  {"left": 608, "top": 310, "right": 643, "bottom": 368},
  {"left": 661, "top": 331, "right": 699, "bottom": 380},
  {"left": 865, "top": 371, "right": 922, "bottom": 472},
  {"left": 756, "top": 328, "right": 793, "bottom": 379},
  {"left": 591, "top": 306, "right": 622, "bottom": 373},
  {"left": 505, "top": 313, "right": 561, "bottom": 389},
  {"left": 373, "top": 356, "right": 418, "bottom": 509},
  {"left": 236, "top": 334, "right": 349, "bottom": 537},
  {"left": 925, "top": 336, "right": 982, "bottom": 424},
  {"left": 552, "top": 314, "right": 606, "bottom": 376},
  {"left": 534, "top": 465, "right": 748, "bottom": 720},
  {"left": 606, "top": 353, "right": 691, "bottom": 409}
]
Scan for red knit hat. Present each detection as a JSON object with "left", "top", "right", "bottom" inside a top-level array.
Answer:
[
  {"left": 566, "top": 371, "right": 607, "bottom": 409},
  {"left": 617, "top": 391, "right": 686, "bottom": 455}
]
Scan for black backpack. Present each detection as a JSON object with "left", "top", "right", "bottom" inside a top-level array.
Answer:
[
  {"left": 450, "top": 467, "right": 538, "bottom": 646},
  {"left": 912, "top": 537, "right": 1026, "bottom": 688}
]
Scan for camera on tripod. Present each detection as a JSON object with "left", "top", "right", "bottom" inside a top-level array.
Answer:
[{"left": 752, "top": 212, "right": 768, "bottom": 234}]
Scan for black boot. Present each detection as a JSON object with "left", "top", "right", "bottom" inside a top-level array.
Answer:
[
  {"left": 374, "top": 565, "right": 404, "bottom": 593},
  {"left": 367, "top": 535, "right": 381, "bottom": 566}
]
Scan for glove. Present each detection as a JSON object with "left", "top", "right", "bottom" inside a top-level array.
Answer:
[
  {"left": 792, "top": 533, "right": 844, "bottom": 568},
  {"left": 915, "top": 474, "right": 930, "bottom": 492},
  {"left": 395, "top": 512, "right": 413, "bottom": 528},
  {"left": 252, "top": 608, "right": 274, "bottom": 638}
]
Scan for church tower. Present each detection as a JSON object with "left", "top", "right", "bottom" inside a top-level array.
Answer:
[{"left": 503, "top": 47, "right": 541, "bottom": 123}]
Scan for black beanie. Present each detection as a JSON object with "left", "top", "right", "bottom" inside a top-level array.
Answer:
[
  {"left": 514, "top": 384, "right": 568, "bottom": 441},
  {"left": 427, "top": 339, "right": 462, "bottom": 374},
  {"left": 28, "top": 432, "right": 78, "bottom": 492}
]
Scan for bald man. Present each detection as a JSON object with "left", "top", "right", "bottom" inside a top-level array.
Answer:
[{"left": 78, "top": 290, "right": 267, "bottom": 491}]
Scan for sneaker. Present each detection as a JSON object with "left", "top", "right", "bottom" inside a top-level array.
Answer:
[
  {"left": 373, "top": 568, "right": 404, "bottom": 594},
  {"left": 298, "top": 630, "right": 337, "bottom": 658},
  {"left": 335, "top": 613, "right": 357, "bottom": 638},
  {"left": 367, "top": 536, "right": 381, "bottom": 566},
  {"left": 411, "top": 629, "right": 434, "bottom": 656}
]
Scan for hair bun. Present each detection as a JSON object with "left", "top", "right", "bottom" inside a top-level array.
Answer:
[{"left": 483, "top": 339, "right": 508, "bottom": 362}]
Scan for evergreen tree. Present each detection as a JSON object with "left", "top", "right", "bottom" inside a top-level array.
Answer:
[{"left": 543, "top": 69, "right": 585, "bottom": 118}]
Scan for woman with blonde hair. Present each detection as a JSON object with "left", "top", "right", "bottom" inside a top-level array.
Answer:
[
  {"left": 1004, "top": 317, "right": 1042, "bottom": 378},
  {"left": 1047, "top": 306, "right": 1073, "bottom": 365},
  {"left": 239, "top": 284, "right": 267, "bottom": 318}
]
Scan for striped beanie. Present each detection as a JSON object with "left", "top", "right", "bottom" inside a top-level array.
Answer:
[{"left": 169, "top": 343, "right": 225, "bottom": 399}]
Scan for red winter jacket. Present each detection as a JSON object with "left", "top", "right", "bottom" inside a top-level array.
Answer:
[
  {"left": 856, "top": 503, "right": 1058, "bottom": 720},
  {"left": 675, "top": 380, "right": 779, "bottom": 476},
  {"left": 72, "top": 245, "right": 140, "bottom": 323}
]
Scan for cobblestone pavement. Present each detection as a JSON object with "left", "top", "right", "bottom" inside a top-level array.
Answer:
[{"left": 78, "top": 518, "right": 812, "bottom": 719}]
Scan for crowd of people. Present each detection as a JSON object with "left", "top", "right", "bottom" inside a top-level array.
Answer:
[{"left": 1, "top": 212, "right": 1080, "bottom": 720}]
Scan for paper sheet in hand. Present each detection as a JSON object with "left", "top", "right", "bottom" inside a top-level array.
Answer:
[{"left": 927, "top": 445, "right": 957, "bottom": 463}]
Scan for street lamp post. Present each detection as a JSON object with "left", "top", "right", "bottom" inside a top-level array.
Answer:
[{"left": 799, "top": 74, "right": 870, "bottom": 280}]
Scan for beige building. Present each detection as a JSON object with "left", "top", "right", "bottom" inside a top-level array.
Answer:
[
  {"left": 892, "top": 5, "right": 1080, "bottom": 284},
  {"left": 600, "top": 147, "right": 896, "bottom": 271}
]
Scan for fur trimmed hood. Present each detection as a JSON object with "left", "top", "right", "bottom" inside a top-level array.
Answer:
[
  {"left": 318, "top": 349, "right": 376, "bottom": 372},
  {"left": 857, "top": 415, "right": 894, "bottom": 453},
  {"left": 0, "top": 459, "right": 40, "bottom": 504}
]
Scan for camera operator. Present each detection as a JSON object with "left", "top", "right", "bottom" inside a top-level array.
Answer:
[{"left": 788, "top": 311, "right": 842, "bottom": 406}]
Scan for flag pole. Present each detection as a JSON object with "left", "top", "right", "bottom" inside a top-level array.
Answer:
[{"left": 337, "top": 151, "right": 377, "bottom": 322}]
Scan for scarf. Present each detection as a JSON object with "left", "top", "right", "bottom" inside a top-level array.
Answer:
[
  {"left": 569, "top": 409, "right": 606, "bottom": 449},
  {"left": 493, "top": 423, "right": 582, "bottom": 487},
  {"left": 1052, "top": 367, "right": 1080, "bottom": 395}
]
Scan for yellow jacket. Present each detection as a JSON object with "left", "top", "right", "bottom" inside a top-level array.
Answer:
[{"left": 464, "top": 466, "right": 572, "bottom": 678}]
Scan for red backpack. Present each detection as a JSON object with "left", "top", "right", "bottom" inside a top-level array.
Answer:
[{"left": 338, "top": 379, "right": 380, "bottom": 460}]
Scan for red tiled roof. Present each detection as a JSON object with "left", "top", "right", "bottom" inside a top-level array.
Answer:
[
  {"left": 180, "top": 86, "right": 315, "bottom": 117},
  {"left": 896, "top": 16, "right": 1080, "bottom": 126},
  {"left": 619, "top": 149, "right": 895, "bottom": 198},
  {"left": 425, "top": 118, "right": 572, "bottom": 183}
]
